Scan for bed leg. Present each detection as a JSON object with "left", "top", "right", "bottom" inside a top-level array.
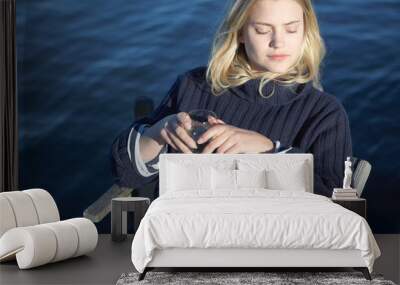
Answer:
[
  {"left": 138, "top": 268, "right": 148, "bottom": 281},
  {"left": 354, "top": 267, "right": 371, "bottom": 280}
]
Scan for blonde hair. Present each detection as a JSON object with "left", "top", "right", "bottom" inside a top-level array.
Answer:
[{"left": 206, "top": 0, "right": 326, "bottom": 97}]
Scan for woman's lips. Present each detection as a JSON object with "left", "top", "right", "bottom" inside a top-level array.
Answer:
[{"left": 268, "top": 55, "right": 289, "bottom": 61}]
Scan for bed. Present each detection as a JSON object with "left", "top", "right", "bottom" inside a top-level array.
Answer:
[{"left": 130, "top": 153, "right": 381, "bottom": 281}]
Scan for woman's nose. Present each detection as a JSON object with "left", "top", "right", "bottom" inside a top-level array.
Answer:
[{"left": 269, "top": 31, "right": 285, "bottom": 49}]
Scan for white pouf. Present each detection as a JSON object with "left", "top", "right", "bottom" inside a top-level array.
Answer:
[
  {"left": 0, "top": 189, "right": 98, "bottom": 269},
  {"left": 1, "top": 191, "right": 40, "bottom": 228},
  {"left": 0, "top": 196, "right": 17, "bottom": 237},
  {"left": 24, "top": 188, "right": 60, "bottom": 223},
  {"left": 0, "top": 218, "right": 98, "bottom": 269}
]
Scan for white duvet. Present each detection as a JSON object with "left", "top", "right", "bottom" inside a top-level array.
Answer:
[{"left": 131, "top": 189, "right": 381, "bottom": 273}]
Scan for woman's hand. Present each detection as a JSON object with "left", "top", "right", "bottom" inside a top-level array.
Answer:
[
  {"left": 156, "top": 112, "right": 197, "bottom": 153},
  {"left": 148, "top": 112, "right": 226, "bottom": 154},
  {"left": 197, "top": 118, "right": 274, "bottom": 154}
]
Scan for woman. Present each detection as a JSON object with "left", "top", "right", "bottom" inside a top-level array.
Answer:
[{"left": 110, "top": 0, "right": 352, "bottom": 198}]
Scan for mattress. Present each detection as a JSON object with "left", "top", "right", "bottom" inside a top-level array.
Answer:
[{"left": 131, "top": 189, "right": 381, "bottom": 273}]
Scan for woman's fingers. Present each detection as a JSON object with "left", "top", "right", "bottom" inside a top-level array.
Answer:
[
  {"left": 162, "top": 118, "right": 195, "bottom": 153},
  {"left": 175, "top": 125, "right": 197, "bottom": 150},
  {"left": 207, "top": 116, "right": 216, "bottom": 125},
  {"left": 167, "top": 128, "right": 194, "bottom": 153},
  {"left": 160, "top": 127, "right": 178, "bottom": 150},
  {"left": 208, "top": 116, "right": 223, "bottom": 125},
  {"left": 177, "top": 112, "right": 192, "bottom": 130},
  {"left": 223, "top": 144, "right": 241, "bottom": 154},
  {"left": 208, "top": 115, "right": 225, "bottom": 125},
  {"left": 201, "top": 131, "right": 232, "bottom": 154},
  {"left": 160, "top": 112, "right": 225, "bottom": 153},
  {"left": 174, "top": 113, "right": 197, "bottom": 150},
  {"left": 216, "top": 136, "right": 237, "bottom": 154},
  {"left": 197, "top": 124, "right": 226, "bottom": 144},
  {"left": 160, "top": 114, "right": 197, "bottom": 153}
]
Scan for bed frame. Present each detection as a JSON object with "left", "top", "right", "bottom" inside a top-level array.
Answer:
[
  {"left": 139, "top": 248, "right": 371, "bottom": 280},
  {"left": 137, "top": 154, "right": 372, "bottom": 281}
]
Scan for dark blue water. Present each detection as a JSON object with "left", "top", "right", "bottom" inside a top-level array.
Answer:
[{"left": 16, "top": 0, "right": 400, "bottom": 233}]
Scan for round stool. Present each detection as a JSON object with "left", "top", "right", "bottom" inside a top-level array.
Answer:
[{"left": 111, "top": 197, "right": 150, "bottom": 242}]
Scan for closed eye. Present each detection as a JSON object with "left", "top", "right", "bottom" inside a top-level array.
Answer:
[
  {"left": 286, "top": 24, "right": 299, "bottom": 34},
  {"left": 256, "top": 29, "right": 271, "bottom": 35}
]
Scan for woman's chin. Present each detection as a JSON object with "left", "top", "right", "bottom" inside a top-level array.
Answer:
[
  {"left": 264, "top": 63, "right": 291, "bottom": 74},
  {"left": 250, "top": 62, "right": 290, "bottom": 74}
]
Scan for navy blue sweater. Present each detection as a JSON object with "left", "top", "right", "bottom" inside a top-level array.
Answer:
[{"left": 110, "top": 66, "right": 353, "bottom": 197}]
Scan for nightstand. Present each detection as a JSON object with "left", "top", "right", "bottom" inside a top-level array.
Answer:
[
  {"left": 111, "top": 197, "right": 150, "bottom": 242},
  {"left": 331, "top": 198, "right": 367, "bottom": 219}
]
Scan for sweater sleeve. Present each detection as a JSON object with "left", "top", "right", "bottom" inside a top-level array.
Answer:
[
  {"left": 110, "top": 74, "right": 184, "bottom": 189},
  {"left": 130, "top": 123, "right": 169, "bottom": 175},
  {"left": 308, "top": 105, "right": 353, "bottom": 197}
]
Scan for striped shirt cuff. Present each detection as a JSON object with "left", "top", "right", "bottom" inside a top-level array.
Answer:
[
  {"left": 274, "top": 140, "right": 298, "bottom": 154},
  {"left": 127, "top": 124, "right": 168, "bottom": 177},
  {"left": 277, "top": 147, "right": 293, "bottom": 153}
]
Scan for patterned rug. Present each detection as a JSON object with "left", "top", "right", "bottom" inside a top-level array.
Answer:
[{"left": 116, "top": 271, "right": 397, "bottom": 285}]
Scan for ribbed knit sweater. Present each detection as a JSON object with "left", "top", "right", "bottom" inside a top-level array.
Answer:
[{"left": 110, "top": 66, "right": 353, "bottom": 198}]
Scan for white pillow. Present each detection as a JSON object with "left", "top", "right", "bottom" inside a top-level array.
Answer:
[
  {"left": 167, "top": 162, "right": 212, "bottom": 191},
  {"left": 211, "top": 168, "right": 268, "bottom": 191},
  {"left": 266, "top": 162, "right": 307, "bottom": 191},
  {"left": 211, "top": 168, "right": 237, "bottom": 191},
  {"left": 237, "top": 159, "right": 310, "bottom": 192},
  {"left": 236, "top": 169, "right": 268, "bottom": 189}
]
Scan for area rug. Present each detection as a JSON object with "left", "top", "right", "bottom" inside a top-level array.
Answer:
[{"left": 116, "top": 271, "right": 397, "bottom": 285}]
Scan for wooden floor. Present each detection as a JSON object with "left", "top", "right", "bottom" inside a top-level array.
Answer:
[{"left": 0, "top": 234, "right": 398, "bottom": 285}]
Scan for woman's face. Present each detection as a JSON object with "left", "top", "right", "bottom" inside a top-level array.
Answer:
[{"left": 239, "top": 0, "right": 305, "bottom": 73}]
